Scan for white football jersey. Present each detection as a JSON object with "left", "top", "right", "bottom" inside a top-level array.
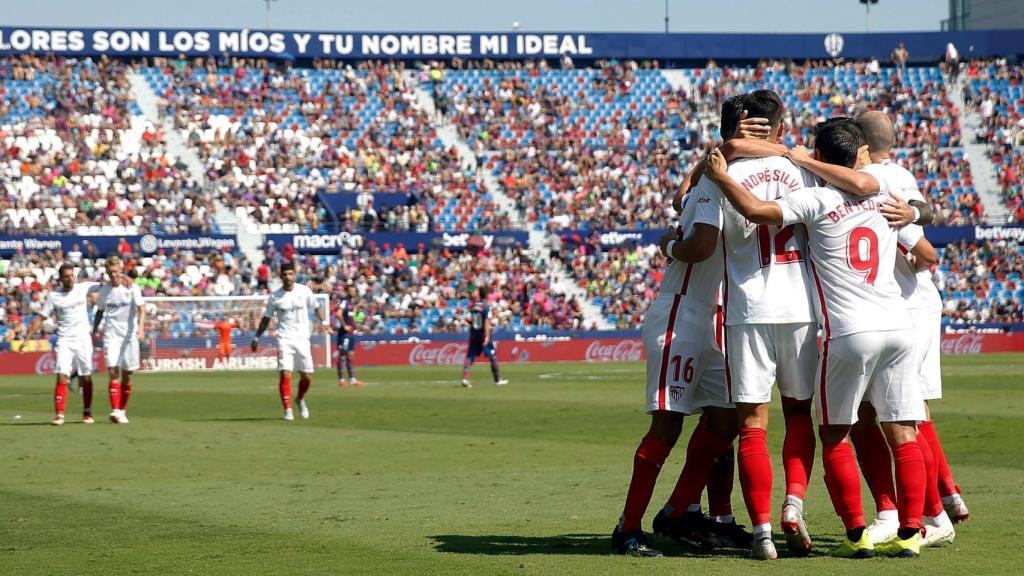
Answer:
[
  {"left": 98, "top": 282, "right": 145, "bottom": 338},
  {"left": 41, "top": 282, "right": 99, "bottom": 340},
  {"left": 656, "top": 190, "right": 723, "bottom": 309},
  {"left": 778, "top": 185, "right": 911, "bottom": 339},
  {"left": 696, "top": 157, "right": 817, "bottom": 325},
  {"left": 264, "top": 284, "right": 320, "bottom": 342},
  {"left": 860, "top": 160, "right": 943, "bottom": 312}
]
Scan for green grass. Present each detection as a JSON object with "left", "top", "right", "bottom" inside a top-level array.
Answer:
[{"left": 1, "top": 354, "right": 1023, "bottom": 575}]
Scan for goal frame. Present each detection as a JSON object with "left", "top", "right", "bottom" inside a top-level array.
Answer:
[{"left": 140, "top": 294, "right": 333, "bottom": 372}]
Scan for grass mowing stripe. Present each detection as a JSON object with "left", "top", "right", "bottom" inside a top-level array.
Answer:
[{"left": 0, "top": 355, "right": 1022, "bottom": 574}]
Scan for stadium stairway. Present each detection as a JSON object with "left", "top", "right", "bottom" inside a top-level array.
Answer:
[
  {"left": 128, "top": 70, "right": 264, "bottom": 264},
  {"left": 547, "top": 254, "right": 615, "bottom": 330},
  {"left": 660, "top": 68, "right": 693, "bottom": 94},
  {"left": 406, "top": 70, "right": 522, "bottom": 223},
  {"left": 947, "top": 73, "right": 1010, "bottom": 223},
  {"left": 409, "top": 71, "right": 610, "bottom": 330}
]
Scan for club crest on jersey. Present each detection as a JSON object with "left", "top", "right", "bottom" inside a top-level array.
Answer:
[{"left": 670, "top": 386, "right": 685, "bottom": 401}]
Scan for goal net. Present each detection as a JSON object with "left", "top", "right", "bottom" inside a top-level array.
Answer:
[{"left": 139, "top": 295, "right": 332, "bottom": 372}]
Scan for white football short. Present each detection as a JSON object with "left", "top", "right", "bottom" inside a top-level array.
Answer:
[
  {"left": 642, "top": 296, "right": 731, "bottom": 415},
  {"left": 55, "top": 337, "right": 94, "bottom": 377},
  {"left": 103, "top": 335, "right": 140, "bottom": 372},
  {"left": 724, "top": 322, "right": 816, "bottom": 404},
  {"left": 815, "top": 329, "right": 925, "bottom": 426},
  {"left": 278, "top": 339, "right": 314, "bottom": 374},
  {"left": 911, "top": 307, "right": 942, "bottom": 400}
]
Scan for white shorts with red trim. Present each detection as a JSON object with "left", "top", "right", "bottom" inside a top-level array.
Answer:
[
  {"left": 724, "top": 322, "right": 816, "bottom": 404},
  {"left": 55, "top": 336, "right": 94, "bottom": 377},
  {"left": 277, "top": 339, "right": 315, "bottom": 373},
  {"left": 911, "top": 307, "right": 942, "bottom": 400},
  {"left": 815, "top": 329, "right": 925, "bottom": 426},
  {"left": 642, "top": 297, "right": 730, "bottom": 415},
  {"left": 103, "top": 334, "right": 140, "bottom": 372}
]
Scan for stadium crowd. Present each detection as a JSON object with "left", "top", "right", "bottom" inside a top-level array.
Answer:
[
  {"left": 442, "top": 59, "right": 699, "bottom": 231},
  {"left": 147, "top": 57, "right": 508, "bottom": 234},
  {"left": 940, "top": 238, "right": 1024, "bottom": 325},
  {"left": 0, "top": 55, "right": 215, "bottom": 235},
  {"left": 293, "top": 241, "right": 588, "bottom": 335}
]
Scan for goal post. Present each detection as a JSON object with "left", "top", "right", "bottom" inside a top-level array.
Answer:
[{"left": 138, "top": 294, "right": 332, "bottom": 372}]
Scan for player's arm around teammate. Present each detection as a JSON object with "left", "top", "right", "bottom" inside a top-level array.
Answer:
[
  {"left": 787, "top": 144, "right": 927, "bottom": 226},
  {"left": 20, "top": 263, "right": 98, "bottom": 425},
  {"left": 671, "top": 112, "right": 778, "bottom": 212}
]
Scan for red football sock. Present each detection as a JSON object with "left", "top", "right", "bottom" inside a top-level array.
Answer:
[
  {"left": 737, "top": 427, "right": 773, "bottom": 526},
  {"left": 782, "top": 413, "right": 815, "bottom": 499},
  {"left": 917, "top": 421, "right": 957, "bottom": 497},
  {"left": 708, "top": 444, "right": 736, "bottom": 518},
  {"left": 81, "top": 378, "right": 93, "bottom": 413},
  {"left": 120, "top": 374, "right": 132, "bottom": 411},
  {"left": 893, "top": 440, "right": 926, "bottom": 531},
  {"left": 279, "top": 373, "right": 292, "bottom": 409},
  {"left": 54, "top": 378, "right": 68, "bottom": 415},
  {"left": 108, "top": 380, "right": 122, "bottom": 411},
  {"left": 821, "top": 439, "right": 865, "bottom": 530},
  {"left": 917, "top": 431, "right": 945, "bottom": 517},
  {"left": 619, "top": 434, "right": 672, "bottom": 532},
  {"left": 665, "top": 419, "right": 732, "bottom": 518},
  {"left": 850, "top": 422, "right": 897, "bottom": 512},
  {"left": 297, "top": 375, "right": 312, "bottom": 402}
]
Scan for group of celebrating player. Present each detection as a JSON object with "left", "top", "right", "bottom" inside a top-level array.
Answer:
[{"left": 614, "top": 90, "right": 970, "bottom": 560}]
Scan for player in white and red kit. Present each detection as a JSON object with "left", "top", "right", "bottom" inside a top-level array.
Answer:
[
  {"left": 613, "top": 97, "right": 749, "bottom": 557},
  {"left": 91, "top": 256, "right": 146, "bottom": 424},
  {"left": 707, "top": 120, "right": 929, "bottom": 558},
  {"left": 252, "top": 263, "right": 331, "bottom": 420},
  {"left": 845, "top": 111, "right": 962, "bottom": 546},
  {"left": 20, "top": 263, "right": 100, "bottom": 426},
  {"left": 691, "top": 90, "right": 820, "bottom": 559}
]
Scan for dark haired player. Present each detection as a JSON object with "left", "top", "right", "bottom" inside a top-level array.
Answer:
[
  {"left": 19, "top": 263, "right": 100, "bottom": 425},
  {"left": 252, "top": 263, "right": 332, "bottom": 420},
  {"left": 708, "top": 119, "right": 931, "bottom": 558},
  {"left": 687, "top": 89, "right": 823, "bottom": 559},
  {"left": 461, "top": 287, "right": 507, "bottom": 388},
  {"left": 337, "top": 284, "right": 364, "bottom": 388}
]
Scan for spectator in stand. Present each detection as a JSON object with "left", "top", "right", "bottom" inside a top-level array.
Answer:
[{"left": 892, "top": 42, "right": 909, "bottom": 76}]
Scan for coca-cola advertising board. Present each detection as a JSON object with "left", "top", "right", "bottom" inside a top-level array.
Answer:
[
  {"left": 358, "top": 338, "right": 644, "bottom": 366},
  {"left": 938, "top": 333, "right": 1024, "bottom": 355},
  {"left": 0, "top": 335, "right": 1022, "bottom": 375}
]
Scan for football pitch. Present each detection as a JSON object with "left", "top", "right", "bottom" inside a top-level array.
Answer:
[{"left": 1, "top": 355, "right": 1022, "bottom": 575}]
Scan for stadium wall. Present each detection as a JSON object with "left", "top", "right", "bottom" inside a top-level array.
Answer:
[
  {"left": 1, "top": 334, "right": 1020, "bottom": 375},
  {"left": 1, "top": 27, "right": 1022, "bottom": 61}
]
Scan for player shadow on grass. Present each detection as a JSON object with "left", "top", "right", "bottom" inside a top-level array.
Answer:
[{"left": 430, "top": 534, "right": 762, "bottom": 558}]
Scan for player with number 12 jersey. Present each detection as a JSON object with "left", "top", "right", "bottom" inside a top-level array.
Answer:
[{"left": 691, "top": 90, "right": 819, "bottom": 558}]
